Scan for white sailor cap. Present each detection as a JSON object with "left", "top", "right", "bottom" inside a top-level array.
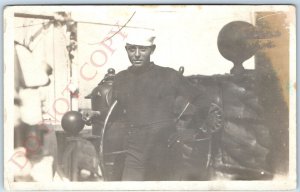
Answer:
[{"left": 126, "top": 29, "right": 156, "bottom": 46}]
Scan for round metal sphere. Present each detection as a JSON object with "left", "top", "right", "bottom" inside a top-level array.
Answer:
[
  {"left": 61, "top": 111, "right": 85, "bottom": 135},
  {"left": 217, "top": 21, "right": 258, "bottom": 65}
]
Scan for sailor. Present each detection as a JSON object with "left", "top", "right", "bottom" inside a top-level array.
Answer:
[{"left": 110, "top": 29, "right": 211, "bottom": 181}]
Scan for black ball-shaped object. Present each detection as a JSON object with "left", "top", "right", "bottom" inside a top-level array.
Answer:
[
  {"left": 218, "top": 21, "right": 258, "bottom": 65},
  {"left": 61, "top": 111, "right": 85, "bottom": 135}
]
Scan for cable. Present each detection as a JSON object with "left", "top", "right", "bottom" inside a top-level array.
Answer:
[
  {"left": 15, "top": 22, "right": 49, "bottom": 28},
  {"left": 88, "top": 11, "right": 136, "bottom": 45}
]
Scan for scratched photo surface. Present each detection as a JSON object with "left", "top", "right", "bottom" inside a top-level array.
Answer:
[{"left": 4, "top": 5, "right": 296, "bottom": 190}]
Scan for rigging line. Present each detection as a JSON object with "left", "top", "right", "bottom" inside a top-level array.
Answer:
[
  {"left": 88, "top": 11, "right": 136, "bottom": 45},
  {"left": 77, "top": 20, "right": 152, "bottom": 30},
  {"left": 29, "top": 31, "right": 48, "bottom": 53},
  {"left": 15, "top": 22, "right": 49, "bottom": 28},
  {"left": 28, "top": 22, "right": 53, "bottom": 52},
  {"left": 15, "top": 12, "right": 148, "bottom": 30},
  {"left": 15, "top": 16, "right": 152, "bottom": 30}
]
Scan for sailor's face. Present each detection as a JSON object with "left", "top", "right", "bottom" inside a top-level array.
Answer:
[{"left": 125, "top": 44, "right": 155, "bottom": 67}]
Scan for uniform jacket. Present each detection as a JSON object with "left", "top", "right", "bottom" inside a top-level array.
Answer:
[{"left": 111, "top": 62, "right": 209, "bottom": 180}]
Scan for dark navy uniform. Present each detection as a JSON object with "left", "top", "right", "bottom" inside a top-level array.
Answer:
[{"left": 111, "top": 62, "right": 209, "bottom": 180}]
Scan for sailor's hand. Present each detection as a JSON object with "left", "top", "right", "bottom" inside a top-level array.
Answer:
[{"left": 80, "top": 109, "right": 101, "bottom": 125}]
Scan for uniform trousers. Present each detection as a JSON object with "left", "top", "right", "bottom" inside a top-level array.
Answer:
[{"left": 121, "top": 120, "right": 179, "bottom": 181}]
